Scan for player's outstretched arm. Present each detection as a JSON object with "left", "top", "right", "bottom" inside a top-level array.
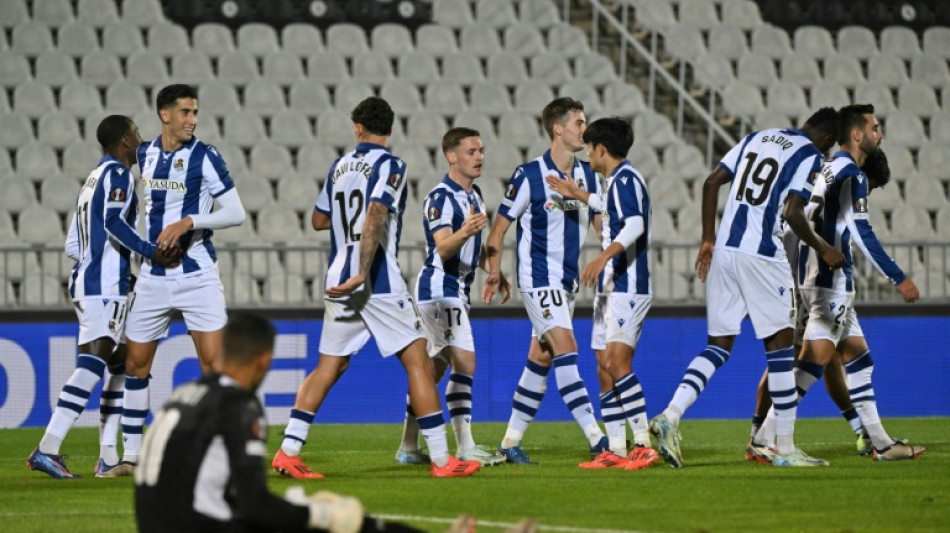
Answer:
[
  {"left": 482, "top": 215, "right": 512, "bottom": 304},
  {"left": 784, "top": 194, "right": 844, "bottom": 269}
]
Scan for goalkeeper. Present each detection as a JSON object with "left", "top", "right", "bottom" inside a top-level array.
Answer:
[{"left": 134, "top": 313, "right": 421, "bottom": 533}]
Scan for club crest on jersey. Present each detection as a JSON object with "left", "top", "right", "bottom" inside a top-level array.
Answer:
[
  {"left": 109, "top": 187, "right": 126, "bottom": 202},
  {"left": 854, "top": 198, "right": 868, "bottom": 213},
  {"left": 542, "top": 309, "right": 553, "bottom": 320},
  {"left": 427, "top": 205, "right": 441, "bottom": 222},
  {"left": 174, "top": 158, "right": 184, "bottom": 172},
  {"left": 577, "top": 178, "right": 585, "bottom": 189},
  {"left": 388, "top": 172, "right": 403, "bottom": 189}
]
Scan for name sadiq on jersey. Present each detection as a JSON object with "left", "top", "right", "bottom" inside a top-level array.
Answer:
[
  {"left": 759, "top": 134, "right": 795, "bottom": 150},
  {"left": 332, "top": 160, "right": 374, "bottom": 183}
]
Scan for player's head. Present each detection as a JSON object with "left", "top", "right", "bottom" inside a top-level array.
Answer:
[
  {"left": 442, "top": 127, "right": 484, "bottom": 180},
  {"left": 351, "top": 97, "right": 394, "bottom": 139},
  {"left": 221, "top": 313, "right": 276, "bottom": 389},
  {"left": 582, "top": 117, "right": 633, "bottom": 175},
  {"left": 862, "top": 148, "right": 891, "bottom": 192},
  {"left": 838, "top": 103, "right": 883, "bottom": 155},
  {"left": 97, "top": 115, "right": 142, "bottom": 166},
  {"left": 156, "top": 84, "right": 198, "bottom": 145},
  {"left": 800, "top": 107, "right": 840, "bottom": 155},
  {"left": 542, "top": 97, "right": 586, "bottom": 151}
]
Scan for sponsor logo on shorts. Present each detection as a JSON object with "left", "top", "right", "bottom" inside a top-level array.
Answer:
[
  {"left": 542, "top": 309, "right": 552, "bottom": 320},
  {"left": 445, "top": 329, "right": 454, "bottom": 341}
]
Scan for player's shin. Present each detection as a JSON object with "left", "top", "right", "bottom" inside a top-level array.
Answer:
[
  {"left": 845, "top": 350, "right": 891, "bottom": 449},
  {"left": 121, "top": 374, "right": 150, "bottom": 463},
  {"left": 766, "top": 347, "right": 798, "bottom": 455},
  {"left": 99, "top": 362, "right": 126, "bottom": 465},
  {"left": 41, "top": 354, "right": 107, "bottom": 455},
  {"left": 501, "top": 360, "right": 549, "bottom": 448}
]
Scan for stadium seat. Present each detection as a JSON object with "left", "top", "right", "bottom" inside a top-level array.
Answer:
[
  {"left": 918, "top": 142, "right": 950, "bottom": 177},
  {"left": 250, "top": 143, "right": 294, "bottom": 180},
  {"left": 880, "top": 26, "right": 921, "bottom": 60},
  {"left": 853, "top": 82, "right": 896, "bottom": 117},
  {"left": 0, "top": 147, "right": 11, "bottom": 172},
  {"left": 477, "top": 176, "right": 509, "bottom": 210},
  {"left": 60, "top": 81, "right": 103, "bottom": 117},
  {"left": 486, "top": 53, "right": 528, "bottom": 86},
  {"left": 910, "top": 54, "right": 950, "bottom": 88},
  {"left": 0, "top": 113, "right": 34, "bottom": 149},
  {"left": 530, "top": 52, "right": 572, "bottom": 84},
  {"left": 352, "top": 51, "right": 395, "bottom": 84},
  {"left": 57, "top": 22, "right": 99, "bottom": 57},
  {"left": 0, "top": 249, "right": 42, "bottom": 283},
  {"left": 518, "top": 0, "right": 561, "bottom": 29},
  {"left": 722, "top": 81, "right": 765, "bottom": 118},
  {"left": 333, "top": 80, "right": 374, "bottom": 113},
  {"left": 0, "top": 51, "right": 30, "bottom": 89},
  {"left": 708, "top": 26, "right": 749, "bottom": 59},
  {"left": 81, "top": 51, "right": 124, "bottom": 87},
  {"left": 922, "top": 26, "right": 950, "bottom": 59},
  {"left": 441, "top": 52, "right": 485, "bottom": 84},
  {"left": 257, "top": 206, "right": 304, "bottom": 242},
  {"left": 482, "top": 143, "right": 523, "bottom": 180},
  {"left": 232, "top": 247, "right": 286, "bottom": 279},
  {"left": 559, "top": 80, "right": 601, "bottom": 113},
  {"left": 61, "top": 140, "right": 100, "bottom": 178},
  {"left": 380, "top": 79, "right": 423, "bottom": 114},
  {"left": 276, "top": 176, "right": 319, "bottom": 210},
  {"left": 884, "top": 146, "right": 916, "bottom": 179},
  {"left": 18, "top": 206, "right": 64, "bottom": 243},
  {"left": 38, "top": 112, "right": 80, "bottom": 148},
  {"left": 653, "top": 269, "right": 691, "bottom": 300},
  {"left": 648, "top": 206, "right": 677, "bottom": 244},
  {"left": 208, "top": 141, "right": 246, "bottom": 173},
  {"left": 35, "top": 51, "right": 78, "bottom": 87},
  {"left": 634, "top": 0, "right": 676, "bottom": 30},
  {"left": 170, "top": 51, "right": 214, "bottom": 84},
  {"left": 503, "top": 25, "right": 545, "bottom": 58},
  {"left": 890, "top": 204, "right": 936, "bottom": 241},
  {"left": 266, "top": 273, "right": 309, "bottom": 305},
  {"left": 808, "top": 81, "right": 850, "bottom": 110},
  {"left": 270, "top": 110, "right": 314, "bottom": 148},
  {"left": 432, "top": 0, "right": 473, "bottom": 29},
  {"left": 326, "top": 23, "right": 369, "bottom": 58},
  {"left": 244, "top": 79, "right": 286, "bottom": 113},
  {"left": 514, "top": 82, "right": 555, "bottom": 113},
  {"left": 823, "top": 53, "right": 865, "bottom": 87},
  {"left": 904, "top": 176, "right": 947, "bottom": 211},
  {"left": 574, "top": 52, "right": 617, "bottom": 86},
  {"left": 603, "top": 81, "right": 647, "bottom": 117},
  {"left": 883, "top": 112, "right": 927, "bottom": 146},
  {"left": 935, "top": 205, "right": 950, "bottom": 240},
  {"left": 649, "top": 172, "right": 692, "bottom": 210},
  {"left": 283, "top": 247, "right": 324, "bottom": 277},
  {"left": 13, "top": 81, "right": 57, "bottom": 117},
  {"left": 721, "top": 0, "right": 763, "bottom": 30},
  {"left": 288, "top": 81, "right": 331, "bottom": 116},
  {"left": 691, "top": 52, "right": 734, "bottom": 89},
  {"left": 371, "top": 23, "right": 413, "bottom": 58},
  {"left": 145, "top": 22, "right": 189, "bottom": 57},
  {"left": 546, "top": 23, "right": 590, "bottom": 59},
  {"left": 40, "top": 177, "right": 81, "bottom": 214},
  {"left": 837, "top": 26, "right": 878, "bottom": 59},
  {"left": 452, "top": 110, "right": 496, "bottom": 143},
  {"left": 126, "top": 50, "right": 170, "bottom": 85},
  {"left": 215, "top": 219, "right": 258, "bottom": 246},
  {"left": 898, "top": 83, "right": 941, "bottom": 117},
  {"left": 460, "top": 23, "right": 502, "bottom": 58},
  {"left": 0, "top": 177, "right": 37, "bottom": 211},
  {"left": 19, "top": 275, "right": 66, "bottom": 306},
  {"left": 497, "top": 112, "right": 542, "bottom": 149},
  {"left": 663, "top": 26, "right": 706, "bottom": 62},
  {"left": 391, "top": 142, "right": 436, "bottom": 180},
  {"left": 103, "top": 23, "right": 145, "bottom": 58},
  {"left": 12, "top": 21, "right": 54, "bottom": 57},
  {"left": 474, "top": 0, "right": 517, "bottom": 29},
  {"left": 867, "top": 53, "right": 908, "bottom": 88},
  {"left": 780, "top": 55, "right": 820, "bottom": 87},
  {"left": 280, "top": 23, "right": 322, "bottom": 57},
  {"left": 932, "top": 110, "right": 950, "bottom": 145},
  {"left": 629, "top": 144, "right": 661, "bottom": 177},
  {"left": 76, "top": 0, "right": 116, "bottom": 26},
  {"left": 415, "top": 24, "right": 459, "bottom": 57},
  {"left": 315, "top": 111, "right": 354, "bottom": 145},
  {"left": 232, "top": 173, "right": 276, "bottom": 213},
  {"left": 469, "top": 81, "right": 512, "bottom": 115},
  {"left": 224, "top": 270, "right": 263, "bottom": 304},
  {"left": 223, "top": 112, "right": 266, "bottom": 148},
  {"left": 751, "top": 26, "right": 792, "bottom": 59},
  {"left": 197, "top": 80, "right": 240, "bottom": 117},
  {"left": 793, "top": 25, "right": 835, "bottom": 59},
  {"left": 237, "top": 23, "right": 280, "bottom": 58},
  {"left": 663, "top": 141, "right": 707, "bottom": 180},
  {"left": 737, "top": 53, "right": 778, "bottom": 88},
  {"left": 635, "top": 110, "right": 678, "bottom": 149},
  {"left": 105, "top": 81, "right": 149, "bottom": 115},
  {"left": 0, "top": 210, "right": 16, "bottom": 242},
  {"left": 0, "top": 0, "right": 28, "bottom": 30},
  {"left": 754, "top": 111, "right": 791, "bottom": 130},
  {"left": 407, "top": 113, "right": 450, "bottom": 146},
  {"left": 122, "top": 0, "right": 165, "bottom": 25},
  {"left": 306, "top": 51, "right": 350, "bottom": 84},
  {"left": 192, "top": 22, "right": 235, "bottom": 57},
  {"left": 218, "top": 51, "right": 259, "bottom": 84},
  {"left": 397, "top": 52, "right": 440, "bottom": 84},
  {"left": 678, "top": 0, "right": 720, "bottom": 29},
  {"left": 263, "top": 51, "right": 305, "bottom": 85}
]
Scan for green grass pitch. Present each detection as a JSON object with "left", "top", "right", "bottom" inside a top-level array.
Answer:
[{"left": 2, "top": 418, "right": 948, "bottom": 532}]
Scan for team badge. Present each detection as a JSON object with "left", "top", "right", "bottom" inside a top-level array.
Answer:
[
  {"left": 577, "top": 178, "right": 585, "bottom": 190},
  {"left": 854, "top": 198, "right": 868, "bottom": 213},
  {"left": 388, "top": 172, "right": 403, "bottom": 189},
  {"left": 108, "top": 319, "right": 116, "bottom": 331},
  {"left": 445, "top": 329, "right": 454, "bottom": 341},
  {"left": 109, "top": 187, "right": 126, "bottom": 202},
  {"left": 427, "top": 205, "right": 441, "bottom": 222},
  {"left": 174, "top": 158, "right": 184, "bottom": 171},
  {"left": 542, "top": 309, "right": 552, "bottom": 320}
]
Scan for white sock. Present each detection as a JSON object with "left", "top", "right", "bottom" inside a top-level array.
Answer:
[
  {"left": 447, "top": 373, "right": 475, "bottom": 454},
  {"left": 665, "top": 345, "right": 730, "bottom": 426},
  {"left": 502, "top": 360, "right": 548, "bottom": 449},
  {"left": 418, "top": 411, "right": 449, "bottom": 467},
  {"left": 846, "top": 350, "right": 891, "bottom": 449},
  {"left": 553, "top": 352, "right": 603, "bottom": 447},
  {"left": 615, "top": 372, "right": 650, "bottom": 446},
  {"left": 281, "top": 409, "right": 315, "bottom": 456},
  {"left": 99, "top": 363, "right": 125, "bottom": 464},
  {"left": 600, "top": 390, "right": 627, "bottom": 455},
  {"left": 39, "top": 354, "right": 106, "bottom": 455},
  {"left": 767, "top": 347, "right": 797, "bottom": 455}
]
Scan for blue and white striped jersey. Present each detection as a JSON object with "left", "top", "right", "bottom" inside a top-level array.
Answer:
[
  {"left": 599, "top": 161, "right": 652, "bottom": 295},
  {"left": 715, "top": 128, "right": 822, "bottom": 261},
  {"left": 137, "top": 136, "right": 234, "bottom": 277},
  {"left": 68, "top": 155, "right": 156, "bottom": 299},
  {"left": 315, "top": 142, "right": 409, "bottom": 296},
  {"left": 800, "top": 151, "right": 905, "bottom": 293},
  {"left": 497, "top": 150, "right": 598, "bottom": 292},
  {"left": 415, "top": 176, "right": 486, "bottom": 304}
]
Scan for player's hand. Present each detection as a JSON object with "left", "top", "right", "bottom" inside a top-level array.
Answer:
[
  {"left": 896, "top": 278, "right": 919, "bottom": 303},
  {"left": 818, "top": 245, "right": 845, "bottom": 269},
  {"left": 545, "top": 174, "right": 581, "bottom": 199},
  {"left": 694, "top": 241, "right": 714, "bottom": 282},
  {"left": 156, "top": 217, "right": 194, "bottom": 251},
  {"left": 581, "top": 256, "right": 608, "bottom": 288},
  {"left": 461, "top": 205, "right": 488, "bottom": 237},
  {"left": 152, "top": 245, "right": 183, "bottom": 268},
  {"left": 326, "top": 273, "right": 366, "bottom": 299},
  {"left": 498, "top": 271, "right": 512, "bottom": 304},
  {"left": 482, "top": 271, "right": 503, "bottom": 304}
]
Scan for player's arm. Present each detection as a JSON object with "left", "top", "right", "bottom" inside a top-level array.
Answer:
[
  {"left": 433, "top": 205, "right": 487, "bottom": 261},
  {"left": 65, "top": 212, "right": 81, "bottom": 261},
  {"left": 312, "top": 173, "right": 333, "bottom": 231},
  {"left": 482, "top": 214, "right": 512, "bottom": 304},
  {"left": 784, "top": 194, "right": 843, "bottom": 269},
  {"left": 312, "top": 209, "right": 330, "bottom": 231},
  {"left": 102, "top": 168, "right": 179, "bottom": 266},
  {"left": 693, "top": 165, "right": 731, "bottom": 281}
]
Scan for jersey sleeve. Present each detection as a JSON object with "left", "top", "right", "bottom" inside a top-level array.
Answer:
[
  {"left": 103, "top": 166, "right": 156, "bottom": 259},
  {"left": 202, "top": 144, "right": 236, "bottom": 198},
  {"left": 613, "top": 175, "right": 644, "bottom": 220},
  {"left": 845, "top": 173, "right": 906, "bottom": 285},
  {"left": 786, "top": 149, "right": 822, "bottom": 201},
  {"left": 424, "top": 190, "right": 455, "bottom": 235},
  {"left": 369, "top": 155, "right": 407, "bottom": 212},
  {"left": 314, "top": 157, "right": 341, "bottom": 215},
  {"left": 717, "top": 133, "right": 754, "bottom": 178},
  {"left": 497, "top": 166, "right": 531, "bottom": 221},
  {"left": 65, "top": 212, "right": 80, "bottom": 261},
  {"left": 222, "top": 396, "right": 310, "bottom": 531}
]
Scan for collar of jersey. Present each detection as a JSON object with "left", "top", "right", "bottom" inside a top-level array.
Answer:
[
  {"left": 97, "top": 154, "right": 125, "bottom": 169},
  {"left": 542, "top": 149, "right": 577, "bottom": 179},
  {"left": 154, "top": 134, "right": 197, "bottom": 155},
  {"left": 355, "top": 141, "right": 387, "bottom": 153},
  {"left": 833, "top": 150, "right": 856, "bottom": 164},
  {"left": 609, "top": 160, "right": 632, "bottom": 178},
  {"left": 440, "top": 174, "right": 466, "bottom": 192},
  {"left": 780, "top": 127, "right": 809, "bottom": 140}
]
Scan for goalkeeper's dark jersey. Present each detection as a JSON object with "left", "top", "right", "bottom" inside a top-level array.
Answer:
[{"left": 135, "top": 373, "right": 309, "bottom": 533}]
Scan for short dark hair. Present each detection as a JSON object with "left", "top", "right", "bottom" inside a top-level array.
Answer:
[
  {"left": 222, "top": 313, "right": 276, "bottom": 364},
  {"left": 156, "top": 83, "right": 198, "bottom": 112},
  {"left": 862, "top": 148, "right": 891, "bottom": 189},
  {"left": 582, "top": 117, "right": 633, "bottom": 159},
  {"left": 351, "top": 97, "right": 394, "bottom": 136},
  {"left": 442, "top": 127, "right": 481, "bottom": 153},
  {"left": 802, "top": 107, "right": 840, "bottom": 141},
  {"left": 542, "top": 97, "right": 585, "bottom": 139},
  {"left": 837, "top": 104, "right": 875, "bottom": 145},
  {"left": 96, "top": 115, "right": 133, "bottom": 152}
]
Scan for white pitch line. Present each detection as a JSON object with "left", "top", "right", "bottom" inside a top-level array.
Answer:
[{"left": 374, "top": 514, "right": 649, "bottom": 533}]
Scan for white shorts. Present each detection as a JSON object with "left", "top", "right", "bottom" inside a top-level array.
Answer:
[
  {"left": 417, "top": 297, "right": 475, "bottom": 357},
  {"left": 125, "top": 269, "right": 228, "bottom": 343},
  {"left": 522, "top": 288, "right": 575, "bottom": 338},
  {"left": 591, "top": 293, "right": 607, "bottom": 351},
  {"left": 73, "top": 297, "right": 128, "bottom": 345},
  {"left": 319, "top": 292, "right": 425, "bottom": 357},
  {"left": 604, "top": 293, "right": 652, "bottom": 349},
  {"left": 705, "top": 250, "right": 795, "bottom": 339},
  {"left": 802, "top": 288, "right": 864, "bottom": 345}
]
